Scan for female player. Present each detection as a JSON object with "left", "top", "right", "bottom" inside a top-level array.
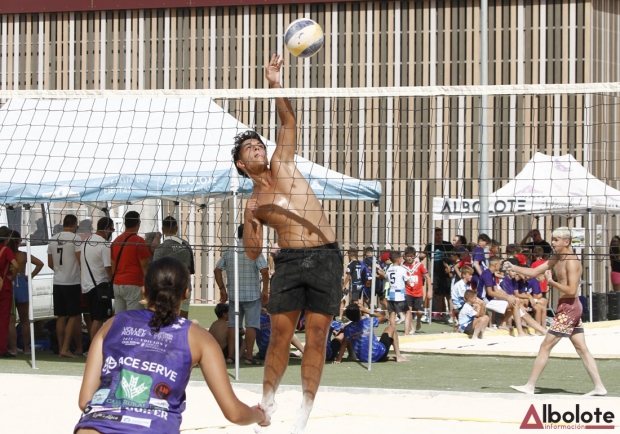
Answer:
[{"left": 74, "top": 257, "right": 269, "bottom": 433}]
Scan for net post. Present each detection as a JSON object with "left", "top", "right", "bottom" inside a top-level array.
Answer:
[
  {"left": 479, "top": 0, "right": 490, "bottom": 233},
  {"left": 367, "top": 200, "right": 379, "bottom": 371},
  {"left": 23, "top": 204, "right": 37, "bottom": 370},
  {"left": 231, "top": 171, "right": 240, "bottom": 380}
]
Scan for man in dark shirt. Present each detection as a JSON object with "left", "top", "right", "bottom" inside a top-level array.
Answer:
[
  {"left": 520, "top": 229, "right": 552, "bottom": 259},
  {"left": 422, "top": 228, "right": 455, "bottom": 321}
]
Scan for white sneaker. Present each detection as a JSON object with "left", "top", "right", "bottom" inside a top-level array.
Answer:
[
  {"left": 395, "top": 317, "right": 405, "bottom": 325},
  {"left": 420, "top": 315, "right": 429, "bottom": 323}
]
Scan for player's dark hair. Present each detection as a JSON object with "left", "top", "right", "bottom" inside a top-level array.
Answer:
[
  {"left": 145, "top": 257, "right": 189, "bottom": 332},
  {"left": 232, "top": 130, "right": 266, "bottom": 178},
  {"left": 162, "top": 216, "right": 178, "bottom": 232},
  {"left": 404, "top": 246, "right": 416, "bottom": 255},
  {"left": 97, "top": 217, "right": 114, "bottom": 231},
  {"left": 124, "top": 211, "right": 141, "bottom": 229},
  {"left": 344, "top": 303, "right": 361, "bottom": 322},
  {"left": 532, "top": 246, "right": 544, "bottom": 256},
  {"left": 214, "top": 303, "right": 229, "bottom": 319},
  {"left": 0, "top": 226, "right": 10, "bottom": 242},
  {"left": 390, "top": 250, "right": 402, "bottom": 262},
  {"left": 63, "top": 214, "right": 78, "bottom": 228},
  {"left": 478, "top": 233, "right": 491, "bottom": 243},
  {"left": 364, "top": 246, "right": 373, "bottom": 254},
  {"left": 347, "top": 248, "right": 358, "bottom": 257}
]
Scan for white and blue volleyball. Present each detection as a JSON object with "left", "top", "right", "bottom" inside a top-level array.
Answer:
[{"left": 284, "top": 19, "right": 324, "bottom": 58}]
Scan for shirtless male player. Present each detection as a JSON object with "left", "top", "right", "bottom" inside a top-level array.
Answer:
[
  {"left": 233, "top": 54, "right": 342, "bottom": 433},
  {"left": 504, "top": 227, "right": 606, "bottom": 396}
]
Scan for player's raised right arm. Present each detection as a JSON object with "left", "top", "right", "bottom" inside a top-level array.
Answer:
[{"left": 265, "top": 54, "right": 297, "bottom": 166}]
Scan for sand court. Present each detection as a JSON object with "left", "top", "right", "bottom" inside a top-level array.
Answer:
[{"left": 2, "top": 373, "right": 619, "bottom": 434}]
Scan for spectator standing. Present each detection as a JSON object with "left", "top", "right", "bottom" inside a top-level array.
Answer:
[
  {"left": 111, "top": 211, "right": 151, "bottom": 312},
  {"left": 47, "top": 214, "right": 83, "bottom": 358},
  {"left": 9, "top": 231, "right": 43, "bottom": 354},
  {"left": 609, "top": 236, "right": 620, "bottom": 292},
  {"left": 342, "top": 249, "right": 369, "bottom": 307},
  {"left": 0, "top": 227, "right": 19, "bottom": 358},
  {"left": 364, "top": 247, "right": 387, "bottom": 311},
  {"left": 520, "top": 229, "right": 552, "bottom": 258},
  {"left": 153, "top": 216, "right": 195, "bottom": 318},
  {"left": 385, "top": 251, "right": 411, "bottom": 328},
  {"left": 80, "top": 217, "right": 115, "bottom": 339},
  {"left": 422, "top": 228, "right": 455, "bottom": 321},
  {"left": 471, "top": 233, "right": 491, "bottom": 289},
  {"left": 214, "top": 224, "right": 269, "bottom": 366},
  {"left": 402, "top": 247, "right": 430, "bottom": 335}
]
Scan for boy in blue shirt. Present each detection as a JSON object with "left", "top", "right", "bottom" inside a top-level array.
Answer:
[
  {"left": 458, "top": 290, "right": 490, "bottom": 339},
  {"left": 333, "top": 304, "right": 409, "bottom": 363}
]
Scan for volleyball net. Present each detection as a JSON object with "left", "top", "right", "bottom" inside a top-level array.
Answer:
[{"left": 0, "top": 83, "right": 619, "bottom": 304}]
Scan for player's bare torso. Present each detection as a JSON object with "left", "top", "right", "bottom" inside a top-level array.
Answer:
[
  {"left": 550, "top": 252, "right": 582, "bottom": 299},
  {"left": 252, "top": 164, "right": 335, "bottom": 249}
]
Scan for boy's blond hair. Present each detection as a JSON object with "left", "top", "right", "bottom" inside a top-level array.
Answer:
[
  {"left": 552, "top": 226, "right": 572, "bottom": 240},
  {"left": 464, "top": 289, "right": 477, "bottom": 301},
  {"left": 460, "top": 266, "right": 474, "bottom": 276}
]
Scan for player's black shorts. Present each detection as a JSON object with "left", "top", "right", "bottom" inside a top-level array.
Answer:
[
  {"left": 405, "top": 295, "right": 424, "bottom": 311},
  {"left": 387, "top": 300, "right": 408, "bottom": 314},
  {"left": 84, "top": 287, "right": 113, "bottom": 322},
  {"left": 53, "top": 284, "right": 82, "bottom": 317},
  {"left": 463, "top": 321, "right": 474, "bottom": 335},
  {"left": 269, "top": 242, "right": 343, "bottom": 316},
  {"left": 378, "top": 332, "right": 393, "bottom": 362}
]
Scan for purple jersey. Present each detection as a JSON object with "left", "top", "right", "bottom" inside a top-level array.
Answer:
[
  {"left": 325, "top": 320, "right": 343, "bottom": 360},
  {"left": 74, "top": 310, "right": 192, "bottom": 434},
  {"left": 256, "top": 312, "right": 271, "bottom": 359},
  {"left": 500, "top": 276, "right": 516, "bottom": 295},
  {"left": 471, "top": 246, "right": 487, "bottom": 275},
  {"left": 477, "top": 269, "right": 496, "bottom": 301},
  {"left": 525, "top": 278, "right": 541, "bottom": 295},
  {"left": 343, "top": 317, "right": 387, "bottom": 363}
]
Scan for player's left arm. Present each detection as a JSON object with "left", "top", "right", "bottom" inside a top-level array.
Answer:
[{"left": 78, "top": 318, "right": 114, "bottom": 411}]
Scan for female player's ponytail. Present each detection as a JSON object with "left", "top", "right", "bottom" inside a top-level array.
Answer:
[{"left": 145, "top": 257, "right": 190, "bottom": 332}]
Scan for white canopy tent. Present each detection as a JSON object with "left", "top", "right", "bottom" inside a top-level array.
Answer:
[
  {"left": 0, "top": 97, "right": 382, "bottom": 372},
  {"left": 432, "top": 152, "right": 620, "bottom": 322}
]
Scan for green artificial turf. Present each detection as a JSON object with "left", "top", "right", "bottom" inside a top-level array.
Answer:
[{"left": 1, "top": 306, "right": 618, "bottom": 397}]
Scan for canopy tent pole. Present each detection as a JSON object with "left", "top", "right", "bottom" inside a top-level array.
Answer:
[
  {"left": 230, "top": 172, "right": 241, "bottom": 380},
  {"left": 588, "top": 211, "right": 594, "bottom": 323},
  {"left": 24, "top": 205, "right": 37, "bottom": 369},
  {"left": 367, "top": 201, "right": 379, "bottom": 370}
]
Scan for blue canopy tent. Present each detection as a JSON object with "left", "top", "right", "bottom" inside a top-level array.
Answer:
[{"left": 0, "top": 97, "right": 382, "bottom": 372}]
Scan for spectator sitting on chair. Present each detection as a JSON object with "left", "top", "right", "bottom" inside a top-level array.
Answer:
[
  {"left": 333, "top": 303, "right": 409, "bottom": 363},
  {"left": 458, "top": 290, "right": 489, "bottom": 339}
]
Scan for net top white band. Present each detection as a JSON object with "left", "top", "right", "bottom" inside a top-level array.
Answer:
[{"left": 1, "top": 82, "right": 619, "bottom": 99}]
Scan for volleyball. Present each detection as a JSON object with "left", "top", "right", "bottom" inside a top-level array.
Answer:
[{"left": 284, "top": 18, "right": 324, "bottom": 58}]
